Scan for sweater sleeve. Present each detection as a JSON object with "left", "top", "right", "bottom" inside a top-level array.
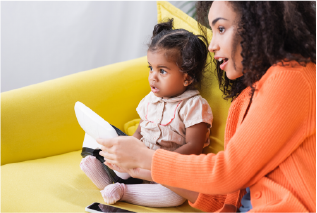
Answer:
[
  {"left": 151, "top": 67, "right": 314, "bottom": 195},
  {"left": 188, "top": 192, "right": 227, "bottom": 212}
]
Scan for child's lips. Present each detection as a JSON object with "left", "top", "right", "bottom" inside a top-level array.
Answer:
[{"left": 151, "top": 86, "right": 159, "bottom": 93}]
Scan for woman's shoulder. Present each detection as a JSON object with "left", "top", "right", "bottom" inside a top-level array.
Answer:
[
  {"left": 232, "top": 61, "right": 316, "bottom": 106},
  {"left": 266, "top": 61, "right": 315, "bottom": 80},
  {"left": 247, "top": 61, "right": 316, "bottom": 107},
  {"left": 259, "top": 61, "right": 315, "bottom": 89}
]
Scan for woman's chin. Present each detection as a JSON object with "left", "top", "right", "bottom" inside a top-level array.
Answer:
[{"left": 225, "top": 70, "right": 243, "bottom": 80}]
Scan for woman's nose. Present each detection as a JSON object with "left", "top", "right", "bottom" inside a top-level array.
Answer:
[{"left": 208, "top": 36, "right": 219, "bottom": 53}]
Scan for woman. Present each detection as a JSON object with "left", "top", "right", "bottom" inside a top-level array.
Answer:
[{"left": 97, "top": 1, "right": 316, "bottom": 212}]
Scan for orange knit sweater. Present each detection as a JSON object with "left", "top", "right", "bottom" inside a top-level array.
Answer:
[{"left": 152, "top": 62, "right": 316, "bottom": 212}]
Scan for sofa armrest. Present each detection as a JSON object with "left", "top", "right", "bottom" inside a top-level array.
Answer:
[{"left": 1, "top": 56, "right": 149, "bottom": 165}]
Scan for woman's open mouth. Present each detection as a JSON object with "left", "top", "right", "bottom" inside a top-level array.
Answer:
[{"left": 218, "top": 58, "right": 229, "bottom": 70}]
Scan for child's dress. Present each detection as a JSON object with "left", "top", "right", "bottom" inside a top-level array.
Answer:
[{"left": 137, "top": 89, "right": 213, "bottom": 152}]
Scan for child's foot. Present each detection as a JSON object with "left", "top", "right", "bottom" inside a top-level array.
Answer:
[
  {"left": 80, "top": 155, "right": 112, "bottom": 189},
  {"left": 100, "top": 183, "right": 125, "bottom": 204}
]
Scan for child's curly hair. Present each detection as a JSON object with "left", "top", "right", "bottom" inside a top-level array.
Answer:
[{"left": 148, "top": 18, "right": 209, "bottom": 90}]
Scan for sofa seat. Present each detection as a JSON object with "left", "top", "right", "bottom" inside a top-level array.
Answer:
[{"left": 2, "top": 150, "right": 201, "bottom": 212}]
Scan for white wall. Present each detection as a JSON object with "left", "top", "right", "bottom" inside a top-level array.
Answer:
[{"left": 1, "top": 1, "right": 157, "bottom": 92}]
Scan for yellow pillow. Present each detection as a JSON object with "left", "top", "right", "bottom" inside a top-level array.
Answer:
[
  {"left": 123, "top": 119, "right": 140, "bottom": 136},
  {"left": 124, "top": 1, "right": 231, "bottom": 154}
]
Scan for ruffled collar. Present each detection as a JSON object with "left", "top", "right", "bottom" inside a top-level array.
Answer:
[{"left": 148, "top": 90, "right": 200, "bottom": 103}]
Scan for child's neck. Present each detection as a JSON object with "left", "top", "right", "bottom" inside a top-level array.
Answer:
[{"left": 162, "top": 88, "right": 189, "bottom": 99}]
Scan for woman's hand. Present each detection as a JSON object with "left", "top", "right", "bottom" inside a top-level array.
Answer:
[{"left": 97, "top": 136, "right": 155, "bottom": 170}]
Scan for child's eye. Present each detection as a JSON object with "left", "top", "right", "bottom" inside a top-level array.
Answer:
[
  {"left": 148, "top": 66, "right": 153, "bottom": 71},
  {"left": 218, "top": 26, "right": 225, "bottom": 34},
  {"left": 160, "top": 69, "right": 167, "bottom": 74}
]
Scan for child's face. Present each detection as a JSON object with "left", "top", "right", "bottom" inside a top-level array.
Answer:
[
  {"left": 147, "top": 49, "right": 188, "bottom": 99},
  {"left": 208, "top": 1, "right": 243, "bottom": 80}
]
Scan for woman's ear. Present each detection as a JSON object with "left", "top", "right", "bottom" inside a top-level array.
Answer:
[{"left": 183, "top": 74, "right": 194, "bottom": 87}]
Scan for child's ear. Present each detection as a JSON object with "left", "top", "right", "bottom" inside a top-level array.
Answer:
[{"left": 183, "top": 74, "right": 194, "bottom": 87}]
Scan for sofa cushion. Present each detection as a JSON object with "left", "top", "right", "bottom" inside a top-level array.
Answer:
[
  {"left": 1, "top": 56, "right": 150, "bottom": 165},
  {"left": 2, "top": 150, "right": 201, "bottom": 212},
  {"left": 123, "top": 118, "right": 141, "bottom": 136}
]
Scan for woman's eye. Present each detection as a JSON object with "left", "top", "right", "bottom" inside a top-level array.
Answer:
[
  {"left": 218, "top": 26, "right": 225, "bottom": 34},
  {"left": 160, "top": 69, "right": 167, "bottom": 74}
]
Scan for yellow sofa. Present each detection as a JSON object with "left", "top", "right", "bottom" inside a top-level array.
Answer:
[{"left": 1, "top": 2, "right": 231, "bottom": 212}]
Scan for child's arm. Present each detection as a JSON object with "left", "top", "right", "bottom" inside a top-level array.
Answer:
[
  {"left": 132, "top": 119, "right": 143, "bottom": 140},
  {"left": 133, "top": 120, "right": 208, "bottom": 155},
  {"left": 173, "top": 122, "right": 209, "bottom": 155}
]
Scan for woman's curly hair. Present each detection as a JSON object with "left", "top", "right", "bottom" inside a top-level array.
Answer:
[{"left": 196, "top": 1, "right": 316, "bottom": 101}]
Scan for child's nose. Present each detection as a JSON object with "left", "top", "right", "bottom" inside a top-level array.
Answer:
[{"left": 149, "top": 71, "right": 158, "bottom": 81}]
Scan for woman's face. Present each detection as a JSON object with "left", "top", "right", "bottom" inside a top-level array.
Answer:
[{"left": 208, "top": 1, "right": 243, "bottom": 80}]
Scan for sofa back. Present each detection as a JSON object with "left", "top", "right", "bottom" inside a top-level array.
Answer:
[{"left": 1, "top": 57, "right": 150, "bottom": 165}]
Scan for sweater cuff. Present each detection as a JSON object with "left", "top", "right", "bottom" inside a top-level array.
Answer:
[{"left": 188, "top": 193, "right": 226, "bottom": 212}]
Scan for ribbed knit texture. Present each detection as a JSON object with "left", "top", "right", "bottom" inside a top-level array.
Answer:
[
  {"left": 151, "top": 62, "right": 316, "bottom": 212},
  {"left": 80, "top": 156, "right": 112, "bottom": 190},
  {"left": 101, "top": 182, "right": 125, "bottom": 204},
  {"left": 121, "top": 183, "right": 186, "bottom": 207},
  {"left": 101, "top": 183, "right": 186, "bottom": 207}
]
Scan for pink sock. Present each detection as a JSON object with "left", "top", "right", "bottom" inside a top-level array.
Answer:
[
  {"left": 101, "top": 183, "right": 186, "bottom": 207},
  {"left": 100, "top": 183, "right": 125, "bottom": 204},
  {"left": 80, "top": 155, "right": 112, "bottom": 190}
]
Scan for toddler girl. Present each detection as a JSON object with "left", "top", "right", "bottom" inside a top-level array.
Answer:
[{"left": 80, "top": 18, "right": 212, "bottom": 207}]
